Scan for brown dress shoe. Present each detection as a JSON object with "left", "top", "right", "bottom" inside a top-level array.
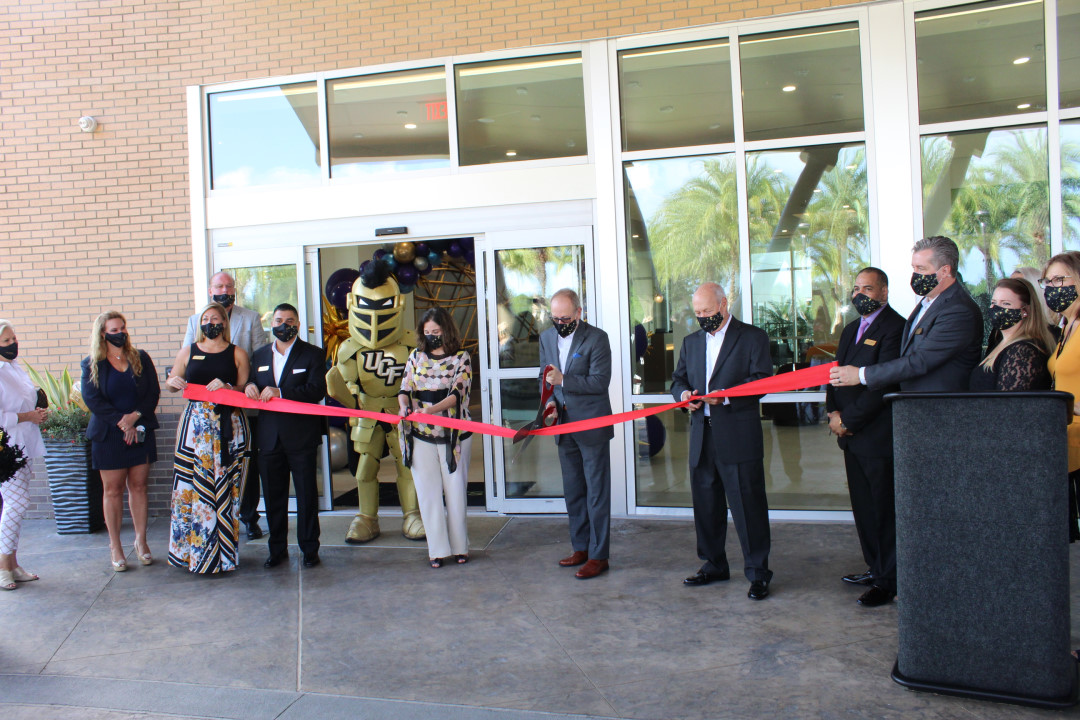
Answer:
[
  {"left": 575, "top": 559, "right": 609, "bottom": 579},
  {"left": 558, "top": 550, "right": 588, "bottom": 567}
]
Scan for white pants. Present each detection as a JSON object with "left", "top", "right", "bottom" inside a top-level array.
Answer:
[
  {"left": 411, "top": 436, "right": 471, "bottom": 559},
  {"left": 0, "top": 466, "right": 31, "bottom": 555}
]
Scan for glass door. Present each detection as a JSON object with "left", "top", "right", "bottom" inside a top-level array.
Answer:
[{"left": 478, "top": 227, "right": 594, "bottom": 513}]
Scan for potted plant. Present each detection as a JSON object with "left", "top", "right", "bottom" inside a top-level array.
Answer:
[{"left": 26, "top": 365, "right": 103, "bottom": 534}]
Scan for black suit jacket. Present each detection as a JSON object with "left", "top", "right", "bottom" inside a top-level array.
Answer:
[
  {"left": 863, "top": 282, "right": 983, "bottom": 392},
  {"left": 670, "top": 317, "right": 772, "bottom": 467},
  {"left": 81, "top": 350, "right": 160, "bottom": 442},
  {"left": 249, "top": 339, "right": 328, "bottom": 454},
  {"left": 825, "top": 306, "right": 905, "bottom": 458}
]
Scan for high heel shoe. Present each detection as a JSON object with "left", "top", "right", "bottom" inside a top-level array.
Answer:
[
  {"left": 134, "top": 542, "right": 153, "bottom": 566},
  {"left": 110, "top": 547, "right": 127, "bottom": 573}
]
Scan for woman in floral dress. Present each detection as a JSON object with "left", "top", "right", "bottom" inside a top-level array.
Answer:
[{"left": 164, "top": 303, "right": 251, "bottom": 574}]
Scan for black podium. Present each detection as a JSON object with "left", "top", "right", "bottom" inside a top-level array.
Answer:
[{"left": 887, "top": 391, "right": 1077, "bottom": 709}]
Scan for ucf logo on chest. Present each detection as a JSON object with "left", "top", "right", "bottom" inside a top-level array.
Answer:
[{"left": 361, "top": 350, "right": 406, "bottom": 385}]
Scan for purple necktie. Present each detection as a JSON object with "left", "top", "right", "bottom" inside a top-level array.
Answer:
[{"left": 856, "top": 317, "right": 870, "bottom": 343}]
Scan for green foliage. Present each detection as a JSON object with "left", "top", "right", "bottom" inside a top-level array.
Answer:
[
  {"left": 25, "top": 365, "right": 75, "bottom": 409},
  {"left": 24, "top": 365, "right": 89, "bottom": 442}
]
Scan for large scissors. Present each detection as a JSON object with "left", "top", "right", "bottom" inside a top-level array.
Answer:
[{"left": 511, "top": 364, "right": 559, "bottom": 464}]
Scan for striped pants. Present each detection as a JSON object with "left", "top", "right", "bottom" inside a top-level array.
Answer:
[{"left": 0, "top": 466, "right": 31, "bottom": 555}]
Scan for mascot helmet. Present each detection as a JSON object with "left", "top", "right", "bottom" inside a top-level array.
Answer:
[{"left": 348, "top": 261, "right": 406, "bottom": 349}]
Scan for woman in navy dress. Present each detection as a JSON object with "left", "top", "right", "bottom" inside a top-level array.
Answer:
[
  {"left": 81, "top": 311, "right": 160, "bottom": 572},
  {"left": 165, "top": 302, "right": 251, "bottom": 574}
]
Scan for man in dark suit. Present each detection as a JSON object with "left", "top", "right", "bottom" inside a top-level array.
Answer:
[
  {"left": 825, "top": 267, "right": 906, "bottom": 608},
  {"left": 831, "top": 236, "right": 983, "bottom": 392},
  {"left": 244, "top": 303, "right": 327, "bottom": 569},
  {"left": 671, "top": 283, "right": 774, "bottom": 600},
  {"left": 538, "top": 288, "right": 613, "bottom": 580}
]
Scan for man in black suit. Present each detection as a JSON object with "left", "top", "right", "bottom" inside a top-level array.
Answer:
[
  {"left": 831, "top": 236, "right": 982, "bottom": 392},
  {"left": 538, "top": 288, "right": 614, "bottom": 580},
  {"left": 244, "top": 303, "right": 327, "bottom": 569},
  {"left": 825, "top": 267, "right": 906, "bottom": 608},
  {"left": 671, "top": 283, "right": 774, "bottom": 600}
]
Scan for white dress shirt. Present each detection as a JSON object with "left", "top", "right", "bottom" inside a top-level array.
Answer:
[
  {"left": 557, "top": 329, "right": 576, "bottom": 371},
  {"left": 0, "top": 360, "right": 46, "bottom": 458},
  {"left": 271, "top": 339, "right": 295, "bottom": 385},
  {"left": 703, "top": 314, "right": 733, "bottom": 415}
]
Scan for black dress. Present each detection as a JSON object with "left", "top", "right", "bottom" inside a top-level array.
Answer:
[
  {"left": 968, "top": 339, "right": 1051, "bottom": 392},
  {"left": 89, "top": 364, "right": 158, "bottom": 470}
]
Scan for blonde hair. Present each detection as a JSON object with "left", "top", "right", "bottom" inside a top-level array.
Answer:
[
  {"left": 88, "top": 311, "right": 143, "bottom": 387},
  {"left": 980, "top": 278, "right": 1054, "bottom": 370},
  {"left": 1012, "top": 266, "right": 1059, "bottom": 326},
  {"left": 194, "top": 302, "right": 232, "bottom": 344}
]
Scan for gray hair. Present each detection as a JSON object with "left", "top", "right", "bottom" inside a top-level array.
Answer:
[
  {"left": 696, "top": 282, "right": 727, "bottom": 304},
  {"left": 912, "top": 236, "right": 960, "bottom": 276},
  {"left": 550, "top": 288, "right": 581, "bottom": 312},
  {"left": 0, "top": 319, "right": 13, "bottom": 337}
]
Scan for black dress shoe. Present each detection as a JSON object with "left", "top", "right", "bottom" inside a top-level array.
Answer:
[
  {"left": 842, "top": 570, "right": 873, "bottom": 586},
  {"left": 748, "top": 580, "right": 770, "bottom": 600},
  {"left": 246, "top": 524, "right": 263, "bottom": 541},
  {"left": 263, "top": 553, "right": 287, "bottom": 568},
  {"left": 857, "top": 585, "right": 896, "bottom": 607},
  {"left": 683, "top": 569, "right": 730, "bottom": 586},
  {"left": 303, "top": 554, "right": 320, "bottom": 568}
]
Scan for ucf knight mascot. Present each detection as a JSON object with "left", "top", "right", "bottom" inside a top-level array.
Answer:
[{"left": 326, "top": 261, "right": 425, "bottom": 542}]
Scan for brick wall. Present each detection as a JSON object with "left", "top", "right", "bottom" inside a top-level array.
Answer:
[{"left": 0, "top": 0, "right": 861, "bottom": 514}]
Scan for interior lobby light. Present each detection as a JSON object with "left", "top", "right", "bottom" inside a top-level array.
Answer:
[
  {"left": 1013, "top": 56, "right": 1030, "bottom": 65},
  {"left": 404, "top": 123, "right": 417, "bottom": 129},
  {"left": 782, "top": 85, "right": 797, "bottom": 92},
  {"left": 505, "top": 150, "right": 517, "bottom": 156},
  {"left": 1017, "top": 103, "right": 1032, "bottom": 109}
]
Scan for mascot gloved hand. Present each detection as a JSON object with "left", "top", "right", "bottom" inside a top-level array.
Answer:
[{"left": 325, "top": 261, "right": 425, "bottom": 543}]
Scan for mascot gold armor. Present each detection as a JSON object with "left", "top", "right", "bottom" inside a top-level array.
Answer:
[{"left": 326, "top": 261, "right": 425, "bottom": 542}]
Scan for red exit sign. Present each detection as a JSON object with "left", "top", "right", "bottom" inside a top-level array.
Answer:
[{"left": 426, "top": 101, "right": 448, "bottom": 121}]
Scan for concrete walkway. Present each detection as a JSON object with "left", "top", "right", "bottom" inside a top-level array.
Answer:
[{"left": 1, "top": 515, "right": 1077, "bottom": 719}]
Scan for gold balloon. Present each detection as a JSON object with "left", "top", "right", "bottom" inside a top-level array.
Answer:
[{"left": 393, "top": 242, "right": 416, "bottom": 263}]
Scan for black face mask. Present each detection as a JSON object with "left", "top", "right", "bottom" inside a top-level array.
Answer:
[
  {"left": 425, "top": 334, "right": 444, "bottom": 349},
  {"left": 910, "top": 272, "right": 939, "bottom": 297},
  {"left": 851, "top": 294, "right": 883, "bottom": 316},
  {"left": 697, "top": 311, "right": 724, "bottom": 334},
  {"left": 988, "top": 305, "right": 1024, "bottom": 332},
  {"left": 272, "top": 324, "right": 298, "bottom": 342},
  {"left": 201, "top": 323, "right": 224, "bottom": 340},
  {"left": 104, "top": 332, "right": 128, "bottom": 348},
  {"left": 554, "top": 319, "right": 578, "bottom": 338},
  {"left": 1045, "top": 285, "right": 1079, "bottom": 313},
  {"left": 0, "top": 342, "right": 17, "bottom": 361},
  {"left": 212, "top": 293, "right": 235, "bottom": 309}
]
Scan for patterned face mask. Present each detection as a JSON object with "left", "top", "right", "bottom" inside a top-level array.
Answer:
[
  {"left": 211, "top": 293, "right": 235, "bottom": 309},
  {"left": 910, "top": 272, "right": 939, "bottom": 297},
  {"left": 200, "top": 323, "right": 224, "bottom": 340},
  {"left": 988, "top": 305, "right": 1024, "bottom": 331},
  {"left": 554, "top": 319, "right": 578, "bottom": 338},
  {"left": 1044, "top": 285, "right": 1079, "bottom": 313},
  {"left": 851, "top": 293, "right": 883, "bottom": 316},
  {"left": 697, "top": 311, "right": 724, "bottom": 333},
  {"left": 425, "top": 334, "right": 444, "bottom": 349},
  {"left": 272, "top": 324, "right": 298, "bottom": 342}
]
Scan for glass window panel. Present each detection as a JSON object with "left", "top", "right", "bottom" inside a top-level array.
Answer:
[
  {"left": 748, "top": 144, "right": 870, "bottom": 372},
  {"left": 1064, "top": 120, "right": 1080, "bottom": 250},
  {"left": 456, "top": 53, "right": 587, "bottom": 166},
  {"left": 915, "top": 0, "right": 1046, "bottom": 125},
  {"left": 500, "top": 379, "right": 563, "bottom": 498},
  {"left": 1063, "top": 0, "right": 1080, "bottom": 110},
  {"left": 618, "top": 40, "right": 734, "bottom": 151},
  {"left": 739, "top": 24, "right": 863, "bottom": 142},
  {"left": 494, "top": 245, "right": 587, "bottom": 369},
  {"left": 921, "top": 127, "right": 1050, "bottom": 323},
  {"left": 328, "top": 68, "right": 450, "bottom": 178},
  {"left": 624, "top": 155, "right": 742, "bottom": 395},
  {"left": 222, "top": 264, "right": 299, "bottom": 331},
  {"left": 209, "top": 83, "right": 320, "bottom": 190},
  {"left": 632, "top": 402, "right": 849, "bottom": 510}
]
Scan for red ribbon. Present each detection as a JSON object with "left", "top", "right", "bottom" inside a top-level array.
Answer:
[{"left": 182, "top": 361, "right": 835, "bottom": 440}]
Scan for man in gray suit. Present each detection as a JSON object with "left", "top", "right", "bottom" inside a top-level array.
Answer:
[
  {"left": 182, "top": 271, "right": 271, "bottom": 539},
  {"left": 539, "top": 288, "right": 613, "bottom": 580},
  {"left": 830, "top": 236, "right": 983, "bottom": 392}
]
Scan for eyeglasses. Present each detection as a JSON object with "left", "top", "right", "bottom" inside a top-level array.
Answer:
[
  {"left": 1039, "top": 275, "right": 1075, "bottom": 288},
  {"left": 552, "top": 316, "right": 575, "bottom": 324}
]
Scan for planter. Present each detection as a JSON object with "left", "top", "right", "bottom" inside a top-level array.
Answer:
[{"left": 43, "top": 437, "right": 104, "bottom": 534}]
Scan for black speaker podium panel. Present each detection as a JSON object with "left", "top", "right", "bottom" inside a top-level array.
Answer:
[{"left": 887, "top": 391, "right": 1078, "bottom": 709}]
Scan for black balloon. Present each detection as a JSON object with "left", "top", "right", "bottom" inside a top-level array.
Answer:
[
  {"left": 448, "top": 241, "right": 464, "bottom": 258},
  {"left": 325, "top": 267, "right": 360, "bottom": 298},
  {"left": 414, "top": 242, "right": 429, "bottom": 257},
  {"left": 396, "top": 264, "right": 418, "bottom": 286},
  {"left": 328, "top": 280, "right": 352, "bottom": 312}
]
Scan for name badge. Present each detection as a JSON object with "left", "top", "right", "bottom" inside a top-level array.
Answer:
[
  {"left": 192, "top": 355, "right": 205, "bottom": 361},
  {"left": 292, "top": 368, "right": 306, "bottom": 374},
  {"left": 863, "top": 339, "right": 877, "bottom": 346},
  {"left": 914, "top": 327, "right": 924, "bottom": 335},
  {"left": 257, "top": 365, "right": 270, "bottom": 372}
]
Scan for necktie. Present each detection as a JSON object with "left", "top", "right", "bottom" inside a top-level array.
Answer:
[{"left": 856, "top": 317, "right": 870, "bottom": 343}]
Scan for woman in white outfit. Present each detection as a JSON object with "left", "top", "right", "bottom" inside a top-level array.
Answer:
[
  {"left": 0, "top": 320, "right": 47, "bottom": 590},
  {"left": 398, "top": 307, "right": 473, "bottom": 568}
]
